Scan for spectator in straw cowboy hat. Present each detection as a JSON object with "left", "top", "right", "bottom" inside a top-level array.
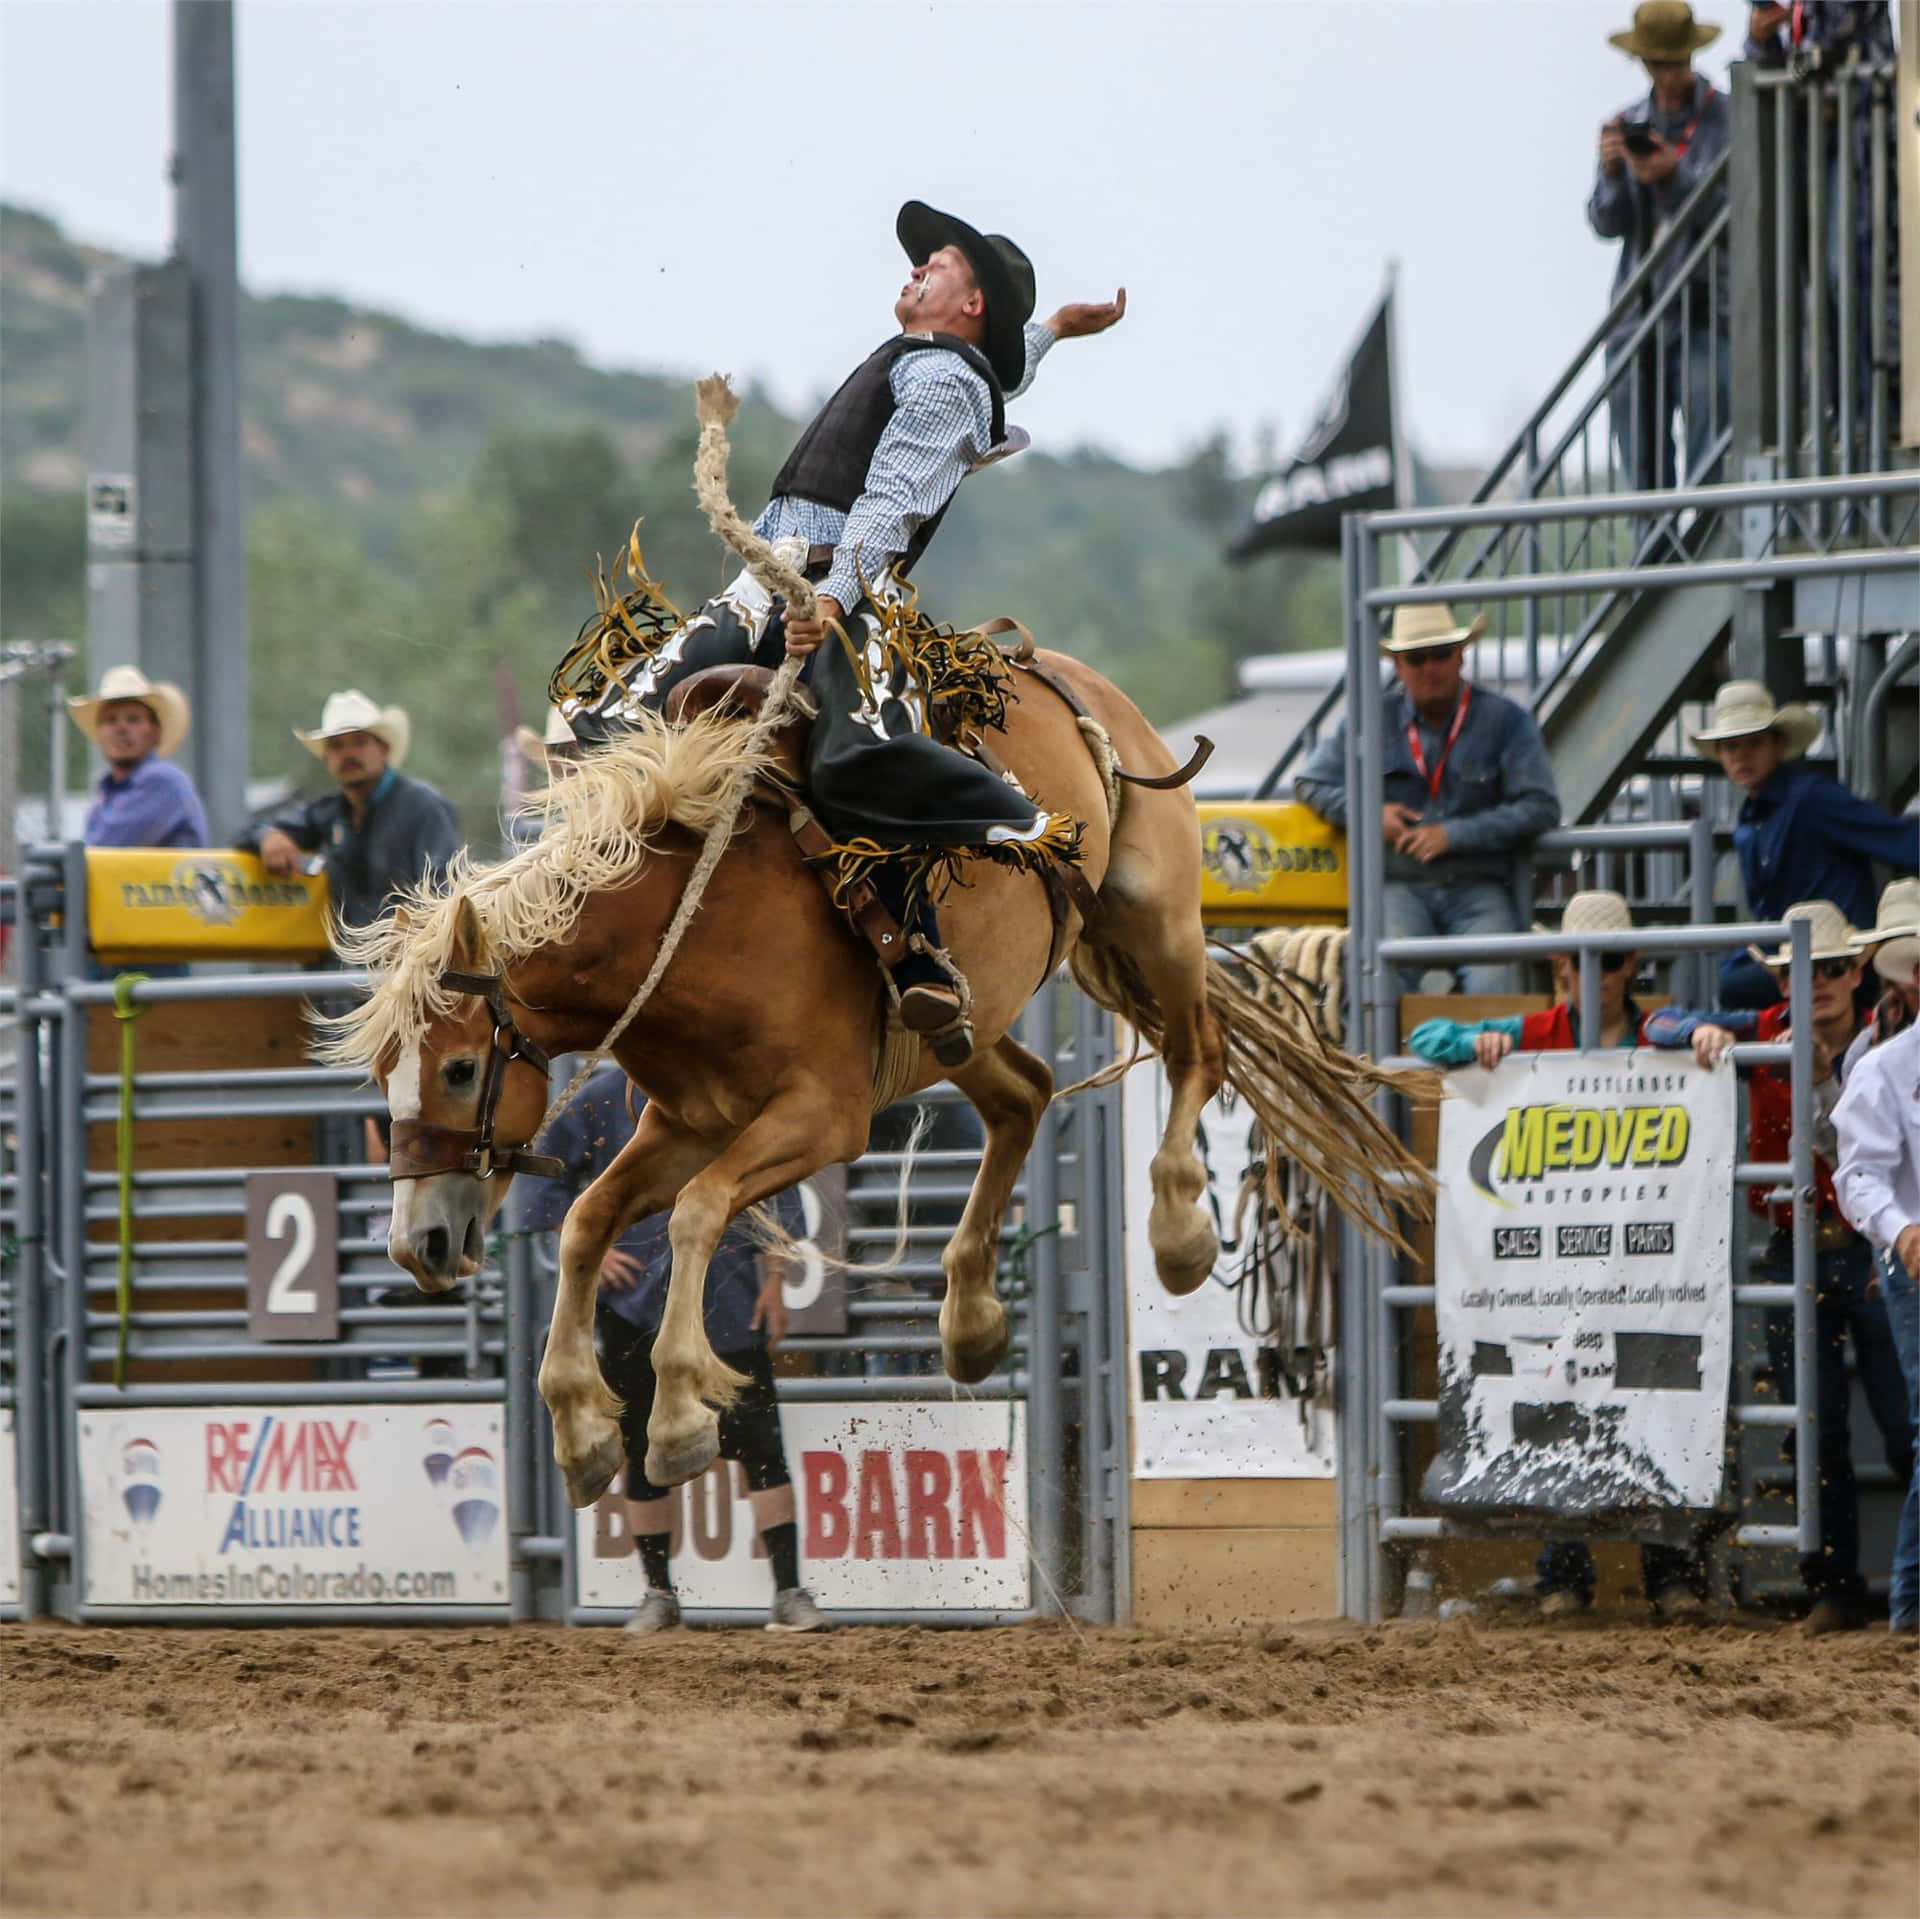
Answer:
[
  {"left": 242, "top": 689, "right": 459, "bottom": 932},
  {"left": 1408, "top": 890, "right": 1711, "bottom": 1615},
  {"left": 1297, "top": 601, "right": 1560, "bottom": 995},
  {"left": 1590, "top": 1, "right": 1731, "bottom": 493},
  {"left": 69, "top": 664, "right": 209, "bottom": 851},
  {"left": 1650, "top": 900, "right": 1914, "bottom": 1631},
  {"left": 1842, "top": 878, "right": 1920, "bottom": 1077},
  {"left": 1833, "top": 879, "right": 1920, "bottom": 1632},
  {"left": 513, "top": 706, "right": 580, "bottom": 779},
  {"left": 1694, "top": 680, "right": 1918, "bottom": 1010}
]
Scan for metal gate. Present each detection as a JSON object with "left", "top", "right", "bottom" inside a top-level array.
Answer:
[{"left": 0, "top": 841, "right": 1130, "bottom": 1625}]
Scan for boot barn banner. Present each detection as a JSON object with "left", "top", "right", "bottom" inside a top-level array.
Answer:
[
  {"left": 1424, "top": 1053, "right": 1737, "bottom": 1519},
  {"left": 1124, "top": 1064, "right": 1336, "bottom": 1480},
  {"left": 78, "top": 1405, "right": 510, "bottom": 1608},
  {"left": 577, "top": 1401, "right": 1028, "bottom": 1613}
]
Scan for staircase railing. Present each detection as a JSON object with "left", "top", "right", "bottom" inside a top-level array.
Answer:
[{"left": 1255, "top": 152, "right": 1732, "bottom": 798}]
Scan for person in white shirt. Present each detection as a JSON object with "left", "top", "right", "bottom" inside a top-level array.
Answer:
[{"left": 1833, "top": 1018, "right": 1920, "bottom": 1633}]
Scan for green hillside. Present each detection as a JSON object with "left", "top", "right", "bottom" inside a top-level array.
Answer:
[{"left": 1, "top": 201, "right": 1332, "bottom": 833}]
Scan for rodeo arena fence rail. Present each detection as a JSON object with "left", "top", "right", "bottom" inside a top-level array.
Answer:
[{"left": 0, "top": 841, "right": 1131, "bottom": 1627}]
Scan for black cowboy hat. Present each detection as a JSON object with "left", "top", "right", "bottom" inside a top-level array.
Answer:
[{"left": 896, "top": 200, "right": 1035, "bottom": 392}]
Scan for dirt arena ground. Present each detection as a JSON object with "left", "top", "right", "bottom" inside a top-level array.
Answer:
[{"left": 2, "top": 1614, "right": 1914, "bottom": 1918}]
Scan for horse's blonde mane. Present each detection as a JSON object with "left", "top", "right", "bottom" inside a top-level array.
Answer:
[{"left": 318, "top": 705, "right": 773, "bottom": 1070}]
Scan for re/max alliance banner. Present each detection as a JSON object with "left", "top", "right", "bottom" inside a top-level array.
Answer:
[{"left": 1424, "top": 1051, "right": 1736, "bottom": 1519}]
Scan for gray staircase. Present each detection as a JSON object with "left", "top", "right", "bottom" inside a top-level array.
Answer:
[{"left": 1537, "top": 518, "right": 1742, "bottom": 822}]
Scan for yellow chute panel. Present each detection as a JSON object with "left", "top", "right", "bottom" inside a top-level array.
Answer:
[
  {"left": 1197, "top": 803, "right": 1347, "bottom": 927},
  {"left": 87, "top": 849, "right": 333, "bottom": 962}
]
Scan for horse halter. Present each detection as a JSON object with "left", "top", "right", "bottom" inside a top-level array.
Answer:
[{"left": 386, "top": 968, "right": 567, "bottom": 1182}]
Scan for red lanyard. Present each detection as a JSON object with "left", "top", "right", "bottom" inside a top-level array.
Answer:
[{"left": 1407, "top": 685, "right": 1472, "bottom": 800}]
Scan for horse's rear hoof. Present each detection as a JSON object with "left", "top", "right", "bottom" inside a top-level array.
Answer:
[
  {"left": 645, "top": 1422, "right": 719, "bottom": 1489},
  {"left": 561, "top": 1429, "right": 624, "bottom": 1509}
]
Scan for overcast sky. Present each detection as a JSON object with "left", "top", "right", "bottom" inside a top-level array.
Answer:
[{"left": 2, "top": 0, "right": 1751, "bottom": 470}]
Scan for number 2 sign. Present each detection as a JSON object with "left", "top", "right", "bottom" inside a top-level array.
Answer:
[{"left": 246, "top": 1172, "right": 340, "bottom": 1341}]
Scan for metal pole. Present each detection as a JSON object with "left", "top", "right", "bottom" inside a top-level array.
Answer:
[
  {"left": 1866, "top": 82, "right": 1891, "bottom": 504},
  {"left": 1786, "top": 917, "right": 1820, "bottom": 1563},
  {"left": 1336, "top": 514, "right": 1373, "bottom": 1622},
  {"left": 46, "top": 659, "right": 68, "bottom": 842},
  {"left": 1023, "top": 980, "right": 1064, "bottom": 1617},
  {"left": 1805, "top": 83, "right": 1828, "bottom": 530},
  {"left": 172, "top": 0, "right": 248, "bottom": 842},
  {"left": 504, "top": 1232, "right": 535, "bottom": 1623},
  {"left": 1355, "top": 528, "right": 1393, "bottom": 1621},
  {"left": 1773, "top": 79, "right": 1797, "bottom": 469},
  {"left": 13, "top": 907, "right": 50, "bottom": 1615},
  {"left": 1835, "top": 69, "right": 1856, "bottom": 478},
  {"left": 1687, "top": 813, "right": 1716, "bottom": 1006},
  {"left": 1578, "top": 946, "right": 1602, "bottom": 1051}
]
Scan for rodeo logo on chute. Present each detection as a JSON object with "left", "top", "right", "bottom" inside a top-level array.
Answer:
[
  {"left": 1199, "top": 817, "right": 1338, "bottom": 895},
  {"left": 118, "top": 858, "right": 308, "bottom": 927},
  {"left": 1468, "top": 1101, "right": 1691, "bottom": 1206},
  {"left": 424, "top": 1419, "right": 498, "bottom": 1548}
]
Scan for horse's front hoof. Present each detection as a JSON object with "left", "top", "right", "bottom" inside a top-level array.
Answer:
[
  {"left": 645, "top": 1419, "right": 719, "bottom": 1490},
  {"left": 942, "top": 1299, "right": 1009, "bottom": 1385},
  {"left": 560, "top": 1428, "right": 624, "bottom": 1509}
]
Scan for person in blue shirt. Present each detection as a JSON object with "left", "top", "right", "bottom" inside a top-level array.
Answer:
[
  {"left": 1693, "top": 681, "right": 1918, "bottom": 1008},
  {"left": 1296, "top": 602, "right": 1561, "bottom": 995},
  {"left": 514, "top": 1061, "right": 825, "bottom": 1635},
  {"left": 69, "top": 665, "right": 209, "bottom": 850}
]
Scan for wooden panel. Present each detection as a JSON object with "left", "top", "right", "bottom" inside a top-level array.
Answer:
[
  {"left": 1132, "top": 1527, "right": 1336, "bottom": 1626},
  {"left": 1129, "top": 1477, "right": 1334, "bottom": 1530}
]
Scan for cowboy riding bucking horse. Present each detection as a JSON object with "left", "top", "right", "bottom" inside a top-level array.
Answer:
[{"left": 556, "top": 200, "right": 1127, "bottom": 1066}]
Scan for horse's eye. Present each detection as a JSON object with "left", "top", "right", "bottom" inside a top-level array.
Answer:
[{"left": 445, "top": 1058, "right": 479, "bottom": 1092}]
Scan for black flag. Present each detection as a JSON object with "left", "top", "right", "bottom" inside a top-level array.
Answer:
[{"left": 1228, "top": 291, "right": 1398, "bottom": 558}]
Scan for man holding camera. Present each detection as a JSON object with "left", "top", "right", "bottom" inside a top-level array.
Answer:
[{"left": 1590, "top": 1, "right": 1732, "bottom": 496}]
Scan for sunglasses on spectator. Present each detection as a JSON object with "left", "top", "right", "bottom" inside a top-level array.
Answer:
[
  {"left": 1555, "top": 953, "right": 1633, "bottom": 974},
  {"left": 1399, "top": 645, "right": 1462, "bottom": 667},
  {"left": 1772, "top": 957, "right": 1858, "bottom": 982}
]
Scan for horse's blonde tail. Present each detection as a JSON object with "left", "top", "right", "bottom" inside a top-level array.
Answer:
[{"left": 1068, "top": 938, "right": 1438, "bottom": 1254}]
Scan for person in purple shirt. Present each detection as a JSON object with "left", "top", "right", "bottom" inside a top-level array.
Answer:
[{"left": 68, "top": 665, "right": 209, "bottom": 850}]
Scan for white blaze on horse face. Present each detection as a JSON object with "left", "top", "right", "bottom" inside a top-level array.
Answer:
[
  {"left": 389, "top": 1042, "right": 424, "bottom": 1121},
  {"left": 385, "top": 1041, "right": 423, "bottom": 1255}
]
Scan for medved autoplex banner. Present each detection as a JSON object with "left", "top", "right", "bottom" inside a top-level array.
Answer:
[
  {"left": 1228, "top": 290, "right": 1397, "bottom": 557},
  {"left": 577, "top": 1402, "right": 1028, "bottom": 1613},
  {"left": 1124, "top": 1062, "right": 1335, "bottom": 1480},
  {"left": 1425, "top": 1052, "right": 1736, "bottom": 1517},
  {"left": 78, "top": 1405, "right": 509, "bottom": 1608}
]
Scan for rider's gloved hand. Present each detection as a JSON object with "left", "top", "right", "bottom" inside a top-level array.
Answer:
[{"left": 784, "top": 594, "right": 844, "bottom": 656}]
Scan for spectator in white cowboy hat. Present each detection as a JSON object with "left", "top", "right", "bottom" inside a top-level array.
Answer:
[
  {"left": 1842, "top": 877, "right": 1920, "bottom": 1077},
  {"left": 1693, "top": 680, "right": 1917, "bottom": 1010},
  {"left": 1832, "top": 894, "right": 1920, "bottom": 1635},
  {"left": 68, "top": 664, "right": 209, "bottom": 851},
  {"left": 1649, "top": 900, "right": 1914, "bottom": 1632},
  {"left": 1409, "top": 890, "right": 1710, "bottom": 1616},
  {"left": 241, "top": 689, "right": 459, "bottom": 932},
  {"left": 1590, "top": 1, "right": 1731, "bottom": 494},
  {"left": 513, "top": 706, "right": 580, "bottom": 779},
  {"left": 1296, "top": 601, "right": 1561, "bottom": 995}
]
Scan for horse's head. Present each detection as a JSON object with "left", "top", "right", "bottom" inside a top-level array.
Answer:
[{"left": 378, "top": 898, "right": 561, "bottom": 1290}]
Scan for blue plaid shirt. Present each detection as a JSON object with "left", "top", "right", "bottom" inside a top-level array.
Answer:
[{"left": 754, "top": 321, "right": 1054, "bottom": 612}]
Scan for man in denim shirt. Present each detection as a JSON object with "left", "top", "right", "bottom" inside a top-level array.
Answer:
[{"left": 1296, "top": 603, "right": 1560, "bottom": 994}]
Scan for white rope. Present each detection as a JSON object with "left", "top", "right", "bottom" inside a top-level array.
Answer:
[{"left": 565, "top": 375, "right": 819, "bottom": 1088}]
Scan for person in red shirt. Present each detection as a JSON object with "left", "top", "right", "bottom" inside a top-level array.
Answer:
[{"left": 1648, "top": 900, "right": 1915, "bottom": 1632}]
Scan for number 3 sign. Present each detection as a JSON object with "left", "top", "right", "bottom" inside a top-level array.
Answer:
[{"left": 246, "top": 1171, "right": 340, "bottom": 1340}]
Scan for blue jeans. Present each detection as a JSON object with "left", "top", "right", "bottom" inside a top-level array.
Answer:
[
  {"left": 1607, "top": 325, "right": 1730, "bottom": 498},
  {"left": 1878, "top": 1247, "right": 1919, "bottom": 1628},
  {"left": 1382, "top": 879, "right": 1519, "bottom": 996},
  {"left": 1763, "top": 1233, "right": 1916, "bottom": 1602}
]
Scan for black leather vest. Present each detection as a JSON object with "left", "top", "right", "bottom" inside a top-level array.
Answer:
[{"left": 769, "top": 333, "right": 1006, "bottom": 577}]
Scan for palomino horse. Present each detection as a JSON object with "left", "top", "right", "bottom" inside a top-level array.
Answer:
[{"left": 326, "top": 413, "right": 1428, "bottom": 1509}]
